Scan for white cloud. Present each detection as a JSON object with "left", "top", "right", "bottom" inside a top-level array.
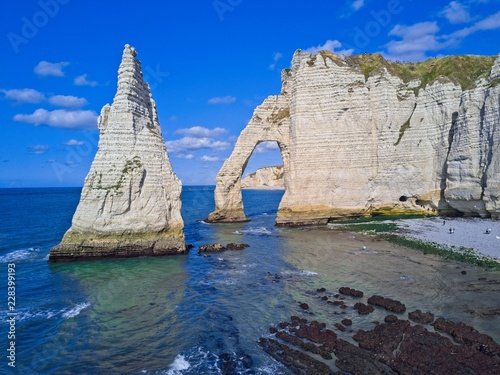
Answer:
[
  {"left": 74, "top": 74, "right": 98, "bottom": 87},
  {"left": 208, "top": 96, "right": 236, "bottom": 104},
  {"left": 385, "top": 22, "right": 442, "bottom": 61},
  {"left": 175, "top": 126, "right": 227, "bottom": 138},
  {"left": 63, "top": 139, "right": 85, "bottom": 146},
  {"left": 28, "top": 145, "right": 49, "bottom": 155},
  {"left": 304, "top": 40, "right": 354, "bottom": 55},
  {"left": 351, "top": 0, "right": 365, "bottom": 11},
  {"left": 448, "top": 10, "right": 500, "bottom": 39},
  {"left": 14, "top": 109, "right": 98, "bottom": 130},
  {"left": 1, "top": 88, "right": 45, "bottom": 103},
  {"left": 166, "top": 136, "right": 230, "bottom": 153},
  {"left": 175, "top": 153, "right": 195, "bottom": 159},
  {"left": 268, "top": 52, "right": 284, "bottom": 70},
  {"left": 254, "top": 141, "right": 280, "bottom": 154},
  {"left": 439, "top": 1, "right": 472, "bottom": 24},
  {"left": 48, "top": 95, "right": 88, "bottom": 108},
  {"left": 34, "top": 61, "right": 69, "bottom": 77},
  {"left": 200, "top": 155, "right": 222, "bottom": 162},
  {"left": 384, "top": 11, "right": 500, "bottom": 61}
]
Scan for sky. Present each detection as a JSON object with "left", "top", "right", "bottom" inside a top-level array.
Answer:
[{"left": 1, "top": 0, "right": 499, "bottom": 187}]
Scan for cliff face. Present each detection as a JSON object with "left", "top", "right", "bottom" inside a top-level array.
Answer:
[
  {"left": 241, "top": 166, "right": 285, "bottom": 189},
  {"left": 208, "top": 51, "right": 500, "bottom": 225},
  {"left": 49, "top": 45, "right": 185, "bottom": 262}
]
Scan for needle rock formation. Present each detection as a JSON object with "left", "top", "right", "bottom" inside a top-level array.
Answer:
[
  {"left": 50, "top": 45, "right": 185, "bottom": 262},
  {"left": 208, "top": 51, "right": 500, "bottom": 225}
]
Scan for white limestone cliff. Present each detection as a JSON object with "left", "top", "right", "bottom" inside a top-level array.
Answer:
[
  {"left": 208, "top": 89, "right": 291, "bottom": 222},
  {"left": 241, "top": 166, "right": 285, "bottom": 189},
  {"left": 50, "top": 45, "right": 185, "bottom": 261},
  {"left": 208, "top": 51, "right": 500, "bottom": 225},
  {"left": 445, "top": 58, "right": 500, "bottom": 218}
]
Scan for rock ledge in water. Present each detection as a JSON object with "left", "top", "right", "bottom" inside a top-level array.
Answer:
[
  {"left": 261, "top": 289, "right": 500, "bottom": 374},
  {"left": 198, "top": 243, "right": 250, "bottom": 253}
]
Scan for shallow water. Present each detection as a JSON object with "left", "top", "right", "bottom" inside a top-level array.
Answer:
[{"left": 0, "top": 187, "right": 499, "bottom": 374}]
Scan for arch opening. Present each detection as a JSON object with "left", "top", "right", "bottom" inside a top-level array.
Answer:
[{"left": 241, "top": 141, "right": 285, "bottom": 219}]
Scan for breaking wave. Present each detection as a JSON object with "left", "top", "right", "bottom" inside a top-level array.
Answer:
[{"left": 0, "top": 247, "right": 41, "bottom": 263}]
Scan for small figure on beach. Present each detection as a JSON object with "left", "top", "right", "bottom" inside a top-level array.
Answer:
[
  {"left": 443, "top": 220, "right": 446, "bottom": 226},
  {"left": 449, "top": 227, "right": 455, "bottom": 234},
  {"left": 485, "top": 228, "right": 491, "bottom": 234}
]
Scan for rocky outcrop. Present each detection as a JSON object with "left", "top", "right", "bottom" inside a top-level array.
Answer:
[
  {"left": 241, "top": 166, "right": 284, "bottom": 189},
  {"left": 207, "top": 92, "right": 291, "bottom": 223},
  {"left": 208, "top": 51, "right": 500, "bottom": 225},
  {"left": 260, "top": 287, "right": 500, "bottom": 374},
  {"left": 49, "top": 45, "right": 185, "bottom": 262}
]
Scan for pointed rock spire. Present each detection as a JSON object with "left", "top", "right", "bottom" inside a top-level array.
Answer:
[{"left": 49, "top": 45, "right": 185, "bottom": 262}]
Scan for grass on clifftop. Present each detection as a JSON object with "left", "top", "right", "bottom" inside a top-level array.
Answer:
[{"left": 348, "top": 53, "right": 496, "bottom": 91}]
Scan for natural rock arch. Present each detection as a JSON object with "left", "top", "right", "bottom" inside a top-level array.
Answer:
[
  {"left": 209, "top": 51, "right": 500, "bottom": 226},
  {"left": 206, "top": 93, "right": 290, "bottom": 223}
]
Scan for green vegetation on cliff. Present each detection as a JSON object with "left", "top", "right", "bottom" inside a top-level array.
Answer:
[{"left": 348, "top": 53, "right": 496, "bottom": 91}]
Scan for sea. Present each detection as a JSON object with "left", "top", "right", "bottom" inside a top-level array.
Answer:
[{"left": 1, "top": 186, "right": 499, "bottom": 374}]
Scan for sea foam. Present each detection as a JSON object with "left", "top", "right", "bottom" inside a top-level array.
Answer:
[
  {"left": 0, "top": 247, "right": 41, "bottom": 263},
  {"left": 233, "top": 227, "right": 274, "bottom": 236},
  {"left": 15, "top": 302, "right": 91, "bottom": 322},
  {"left": 62, "top": 302, "right": 91, "bottom": 319},
  {"left": 166, "top": 354, "right": 191, "bottom": 374}
]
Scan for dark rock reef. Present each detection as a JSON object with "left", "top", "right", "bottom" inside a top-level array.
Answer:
[{"left": 260, "top": 286, "right": 500, "bottom": 374}]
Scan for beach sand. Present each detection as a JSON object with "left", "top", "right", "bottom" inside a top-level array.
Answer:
[{"left": 395, "top": 217, "right": 500, "bottom": 260}]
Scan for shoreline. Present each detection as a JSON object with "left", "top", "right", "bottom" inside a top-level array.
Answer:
[
  {"left": 392, "top": 216, "right": 500, "bottom": 261},
  {"left": 329, "top": 216, "right": 500, "bottom": 265}
]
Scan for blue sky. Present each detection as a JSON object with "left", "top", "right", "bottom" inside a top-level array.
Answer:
[{"left": 1, "top": 0, "right": 499, "bottom": 187}]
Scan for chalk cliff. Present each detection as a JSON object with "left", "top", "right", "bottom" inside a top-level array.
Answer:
[
  {"left": 208, "top": 51, "right": 500, "bottom": 225},
  {"left": 50, "top": 45, "right": 185, "bottom": 262},
  {"left": 241, "top": 166, "right": 285, "bottom": 189}
]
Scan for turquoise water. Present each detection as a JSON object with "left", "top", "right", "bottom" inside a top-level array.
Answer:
[{"left": 1, "top": 187, "right": 499, "bottom": 374}]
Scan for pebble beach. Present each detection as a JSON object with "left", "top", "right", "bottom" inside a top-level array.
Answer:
[{"left": 395, "top": 217, "right": 500, "bottom": 261}]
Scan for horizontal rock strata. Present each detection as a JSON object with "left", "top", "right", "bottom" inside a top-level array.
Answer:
[
  {"left": 49, "top": 45, "right": 185, "bottom": 262},
  {"left": 208, "top": 51, "right": 500, "bottom": 225},
  {"left": 241, "top": 166, "right": 284, "bottom": 189}
]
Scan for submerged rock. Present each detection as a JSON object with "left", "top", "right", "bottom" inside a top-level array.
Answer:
[
  {"left": 408, "top": 309, "right": 435, "bottom": 324},
  {"left": 258, "top": 338, "right": 331, "bottom": 375},
  {"left": 225, "top": 243, "right": 250, "bottom": 250},
  {"left": 198, "top": 243, "right": 249, "bottom": 253},
  {"left": 49, "top": 45, "right": 184, "bottom": 262},
  {"left": 262, "top": 310, "right": 500, "bottom": 374},
  {"left": 354, "top": 302, "right": 375, "bottom": 315},
  {"left": 199, "top": 243, "right": 225, "bottom": 253},
  {"left": 367, "top": 295, "right": 406, "bottom": 313},
  {"left": 339, "top": 286, "right": 364, "bottom": 297}
]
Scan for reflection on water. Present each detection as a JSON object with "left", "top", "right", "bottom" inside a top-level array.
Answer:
[
  {"left": 3, "top": 187, "right": 499, "bottom": 374},
  {"left": 42, "top": 257, "right": 188, "bottom": 374}
]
